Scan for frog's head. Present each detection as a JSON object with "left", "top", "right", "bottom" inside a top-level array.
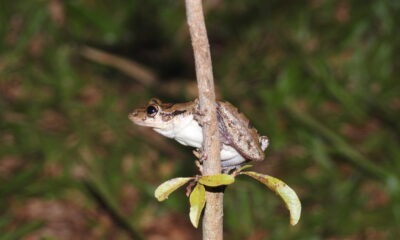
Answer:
[
  {"left": 129, "top": 98, "right": 193, "bottom": 132},
  {"left": 129, "top": 98, "right": 171, "bottom": 129}
]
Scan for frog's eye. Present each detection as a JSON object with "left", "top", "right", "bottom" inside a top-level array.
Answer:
[{"left": 146, "top": 105, "right": 159, "bottom": 117}]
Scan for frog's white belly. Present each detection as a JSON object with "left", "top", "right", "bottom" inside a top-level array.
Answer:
[{"left": 153, "top": 116, "right": 245, "bottom": 167}]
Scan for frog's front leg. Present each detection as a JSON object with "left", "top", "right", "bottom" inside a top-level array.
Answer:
[{"left": 193, "top": 110, "right": 208, "bottom": 127}]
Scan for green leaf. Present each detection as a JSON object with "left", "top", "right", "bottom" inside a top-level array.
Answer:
[
  {"left": 198, "top": 174, "right": 235, "bottom": 187},
  {"left": 154, "top": 177, "right": 194, "bottom": 201},
  {"left": 241, "top": 171, "right": 301, "bottom": 226},
  {"left": 189, "top": 183, "right": 206, "bottom": 228}
]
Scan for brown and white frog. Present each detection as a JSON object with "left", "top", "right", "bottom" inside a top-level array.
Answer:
[{"left": 129, "top": 98, "right": 269, "bottom": 172}]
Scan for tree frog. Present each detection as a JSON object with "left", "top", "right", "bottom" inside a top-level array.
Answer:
[{"left": 129, "top": 98, "right": 269, "bottom": 172}]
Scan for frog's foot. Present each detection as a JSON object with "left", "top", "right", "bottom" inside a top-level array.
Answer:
[
  {"left": 259, "top": 136, "right": 269, "bottom": 151},
  {"left": 193, "top": 148, "right": 201, "bottom": 159},
  {"left": 193, "top": 148, "right": 208, "bottom": 162},
  {"left": 195, "top": 159, "right": 203, "bottom": 175},
  {"left": 193, "top": 148, "right": 207, "bottom": 174}
]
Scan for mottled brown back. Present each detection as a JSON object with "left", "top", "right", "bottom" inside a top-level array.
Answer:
[{"left": 216, "top": 101, "right": 265, "bottom": 161}]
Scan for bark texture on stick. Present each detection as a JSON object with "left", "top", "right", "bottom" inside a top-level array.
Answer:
[{"left": 185, "top": 0, "right": 223, "bottom": 239}]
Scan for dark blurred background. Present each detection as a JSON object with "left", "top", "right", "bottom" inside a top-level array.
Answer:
[{"left": 1, "top": 0, "right": 399, "bottom": 239}]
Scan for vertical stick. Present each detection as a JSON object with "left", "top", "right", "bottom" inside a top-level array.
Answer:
[{"left": 185, "top": 0, "right": 223, "bottom": 239}]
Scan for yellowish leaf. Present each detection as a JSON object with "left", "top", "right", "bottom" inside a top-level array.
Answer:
[
  {"left": 189, "top": 183, "right": 206, "bottom": 228},
  {"left": 154, "top": 177, "right": 193, "bottom": 201},
  {"left": 237, "top": 164, "right": 253, "bottom": 172},
  {"left": 241, "top": 171, "right": 301, "bottom": 226},
  {"left": 198, "top": 174, "right": 235, "bottom": 187}
]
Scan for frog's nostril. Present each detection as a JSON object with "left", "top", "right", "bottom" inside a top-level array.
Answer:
[{"left": 129, "top": 111, "right": 138, "bottom": 119}]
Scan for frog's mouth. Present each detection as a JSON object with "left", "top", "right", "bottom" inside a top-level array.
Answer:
[
  {"left": 129, "top": 112, "right": 171, "bottom": 130},
  {"left": 128, "top": 111, "right": 151, "bottom": 127},
  {"left": 128, "top": 111, "right": 141, "bottom": 124}
]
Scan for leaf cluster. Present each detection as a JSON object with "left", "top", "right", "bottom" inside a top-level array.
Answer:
[{"left": 154, "top": 169, "right": 301, "bottom": 228}]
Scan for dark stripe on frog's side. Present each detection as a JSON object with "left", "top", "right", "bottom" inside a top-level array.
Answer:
[
  {"left": 160, "top": 109, "right": 187, "bottom": 121},
  {"left": 161, "top": 103, "right": 176, "bottom": 109},
  {"left": 172, "top": 110, "right": 187, "bottom": 116}
]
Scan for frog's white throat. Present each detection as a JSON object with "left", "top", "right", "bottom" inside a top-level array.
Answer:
[{"left": 153, "top": 114, "right": 204, "bottom": 148}]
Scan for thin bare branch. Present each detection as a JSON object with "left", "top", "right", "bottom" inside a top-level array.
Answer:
[{"left": 185, "top": 0, "right": 223, "bottom": 239}]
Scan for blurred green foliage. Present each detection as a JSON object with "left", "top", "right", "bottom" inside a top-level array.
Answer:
[{"left": 1, "top": 0, "right": 399, "bottom": 239}]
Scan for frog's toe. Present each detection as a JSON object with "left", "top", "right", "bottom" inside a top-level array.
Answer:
[{"left": 259, "top": 136, "right": 269, "bottom": 151}]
